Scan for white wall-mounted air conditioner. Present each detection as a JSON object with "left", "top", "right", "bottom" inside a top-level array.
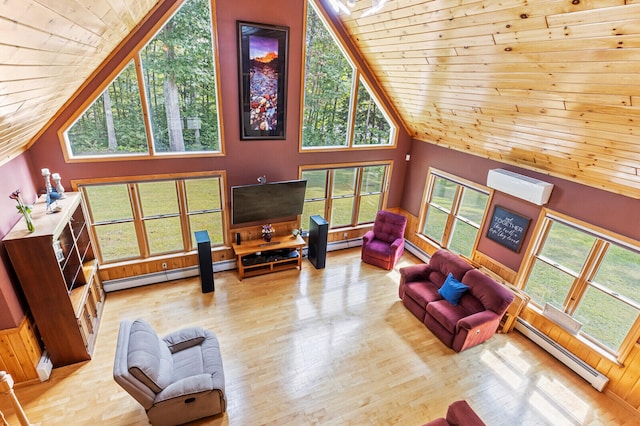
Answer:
[{"left": 487, "top": 169, "right": 554, "bottom": 205}]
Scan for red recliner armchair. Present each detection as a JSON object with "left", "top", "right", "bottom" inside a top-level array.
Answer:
[{"left": 361, "top": 210, "right": 407, "bottom": 270}]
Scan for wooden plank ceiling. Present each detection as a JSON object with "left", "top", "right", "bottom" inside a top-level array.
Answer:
[
  {"left": 1, "top": 0, "right": 640, "bottom": 200},
  {"left": 0, "top": 0, "right": 158, "bottom": 162},
  {"left": 336, "top": 0, "right": 640, "bottom": 199}
]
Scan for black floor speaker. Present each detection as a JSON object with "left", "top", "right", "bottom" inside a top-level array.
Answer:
[
  {"left": 308, "top": 215, "right": 328, "bottom": 269},
  {"left": 194, "top": 230, "right": 214, "bottom": 293}
]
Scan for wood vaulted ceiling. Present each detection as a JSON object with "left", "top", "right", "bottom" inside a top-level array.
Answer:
[
  {"left": 0, "top": 0, "right": 158, "bottom": 163},
  {"left": 336, "top": 0, "right": 640, "bottom": 199},
  {"left": 1, "top": 0, "right": 640, "bottom": 200}
]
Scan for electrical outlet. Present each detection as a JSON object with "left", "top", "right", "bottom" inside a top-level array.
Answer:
[
  {"left": 343, "top": 232, "right": 348, "bottom": 238},
  {"left": 161, "top": 262, "right": 167, "bottom": 269}
]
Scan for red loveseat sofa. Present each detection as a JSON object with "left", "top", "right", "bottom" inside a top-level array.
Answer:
[{"left": 399, "top": 249, "right": 514, "bottom": 352}]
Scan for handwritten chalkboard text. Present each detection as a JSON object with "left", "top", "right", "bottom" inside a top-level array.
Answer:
[{"left": 486, "top": 206, "right": 531, "bottom": 252}]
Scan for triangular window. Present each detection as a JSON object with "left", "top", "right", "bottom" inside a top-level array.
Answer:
[
  {"left": 64, "top": 62, "right": 148, "bottom": 157},
  {"left": 302, "top": 1, "right": 396, "bottom": 149},
  {"left": 62, "top": 0, "right": 221, "bottom": 159}
]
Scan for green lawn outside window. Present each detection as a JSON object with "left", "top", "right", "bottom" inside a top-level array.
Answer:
[{"left": 82, "top": 175, "right": 224, "bottom": 263}]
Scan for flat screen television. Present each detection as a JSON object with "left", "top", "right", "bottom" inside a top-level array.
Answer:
[{"left": 231, "top": 180, "right": 307, "bottom": 225}]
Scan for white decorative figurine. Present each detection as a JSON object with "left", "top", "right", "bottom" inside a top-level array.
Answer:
[
  {"left": 41, "top": 168, "right": 63, "bottom": 213},
  {"left": 51, "top": 173, "right": 66, "bottom": 199}
]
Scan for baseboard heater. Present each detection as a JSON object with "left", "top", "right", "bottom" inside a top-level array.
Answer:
[
  {"left": 515, "top": 318, "right": 609, "bottom": 392},
  {"left": 327, "top": 237, "right": 363, "bottom": 252},
  {"left": 105, "top": 239, "right": 364, "bottom": 292},
  {"left": 103, "top": 260, "right": 236, "bottom": 292},
  {"left": 404, "top": 239, "right": 431, "bottom": 263}
]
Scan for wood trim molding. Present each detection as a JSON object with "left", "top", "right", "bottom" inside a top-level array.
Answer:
[{"left": 0, "top": 315, "right": 42, "bottom": 384}]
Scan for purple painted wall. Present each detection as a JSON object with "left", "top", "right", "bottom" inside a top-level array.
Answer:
[
  {"left": 403, "top": 142, "right": 640, "bottom": 271},
  {"left": 0, "top": 156, "right": 38, "bottom": 327},
  {"left": 0, "top": 0, "right": 410, "bottom": 328}
]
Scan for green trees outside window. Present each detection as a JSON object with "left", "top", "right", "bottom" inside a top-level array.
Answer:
[
  {"left": 65, "top": 62, "right": 148, "bottom": 156},
  {"left": 63, "top": 0, "right": 221, "bottom": 158},
  {"left": 302, "top": 1, "right": 395, "bottom": 149},
  {"left": 421, "top": 171, "right": 489, "bottom": 258},
  {"left": 301, "top": 164, "right": 389, "bottom": 230},
  {"left": 353, "top": 78, "right": 393, "bottom": 146},
  {"left": 141, "top": 0, "right": 219, "bottom": 153}
]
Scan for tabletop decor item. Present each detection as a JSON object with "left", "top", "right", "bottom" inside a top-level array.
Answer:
[
  {"left": 52, "top": 172, "right": 66, "bottom": 197},
  {"left": 41, "top": 168, "right": 65, "bottom": 213},
  {"left": 262, "top": 223, "right": 275, "bottom": 242},
  {"left": 9, "top": 189, "right": 35, "bottom": 232}
]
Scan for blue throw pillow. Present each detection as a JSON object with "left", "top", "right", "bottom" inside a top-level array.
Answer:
[{"left": 438, "top": 273, "right": 469, "bottom": 306}]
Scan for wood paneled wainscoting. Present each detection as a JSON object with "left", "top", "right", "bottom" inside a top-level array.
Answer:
[
  {"left": 99, "top": 218, "right": 373, "bottom": 284},
  {"left": 0, "top": 315, "right": 42, "bottom": 384},
  {"left": 399, "top": 207, "right": 640, "bottom": 417},
  {"left": 520, "top": 308, "right": 640, "bottom": 415}
]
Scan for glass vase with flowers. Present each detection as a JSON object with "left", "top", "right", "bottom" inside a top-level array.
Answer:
[
  {"left": 261, "top": 224, "right": 274, "bottom": 242},
  {"left": 9, "top": 189, "right": 35, "bottom": 233}
]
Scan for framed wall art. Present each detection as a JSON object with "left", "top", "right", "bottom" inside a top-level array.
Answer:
[
  {"left": 237, "top": 21, "right": 289, "bottom": 140},
  {"left": 486, "top": 205, "right": 531, "bottom": 252}
]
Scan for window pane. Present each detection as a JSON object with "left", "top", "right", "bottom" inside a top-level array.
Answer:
[
  {"left": 539, "top": 222, "right": 595, "bottom": 274},
  {"left": 301, "top": 200, "right": 325, "bottom": 231},
  {"left": 141, "top": 0, "right": 220, "bottom": 153},
  {"left": 574, "top": 286, "right": 637, "bottom": 352},
  {"left": 302, "top": 170, "right": 327, "bottom": 229},
  {"left": 95, "top": 223, "right": 140, "bottom": 261},
  {"left": 430, "top": 177, "right": 456, "bottom": 210},
  {"left": 353, "top": 78, "right": 392, "bottom": 146},
  {"left": 302, "top": 3, "right": 352, "bottom": 147},
  {"left": 65, "top": 62, "right": 147, "bottom": 156},
  {"left": 189, "top": 212, "right": 223, "bottom": 248},
  {"left": 332, "top": 168, "right": 356, "bottom": 196},
  {"left": 525, "top": 260, "right": 575, "bottom": 308},
  {"left": 331, "top": 198, "right": 354, "bottom": 227},
  {"left": 423, "top": 207, "right": 447, "bottom": 244},
  {"left": 594, "top": 244, "right": 640, "bottom": 299},
  {"left": 186, "top": 177, "right": 221, "bottom": 211},
  {"left": 84, "top": 184, "right": 133, "bottom": 222},
  {"left": 449, "top": 219, "right": 476, "bottom": 257},
  {"left": 577, "top": 244, "right": 640, "bottom": 352},
  {"left": 146, "top": 217, "right": 183, "bottom": 254},
  {"left": 358, "top": 194, "right": 380, "bottom": 224},
  {"left": 361, "top": 165, "right": 384, "bottom": 193},
  {"left": 458, "top": 189, "right": 488, "bottom": 225},
  {"left": 139, "top": 181, "right": 178, "bottom": 216},
  {"left": 302, "top": 170, "right": 328, "bottom": 199}
]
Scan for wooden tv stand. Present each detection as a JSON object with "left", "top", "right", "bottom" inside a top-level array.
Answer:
[{"left": 232, "top": 234, "right": 306, "bottom": 280}]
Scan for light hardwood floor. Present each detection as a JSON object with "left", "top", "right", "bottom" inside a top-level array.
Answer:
[{"left": 1, "top": 248, "right": 637, "bottom": 425}]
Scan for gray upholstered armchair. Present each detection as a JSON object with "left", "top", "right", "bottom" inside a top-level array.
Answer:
[{"left": 113, "top": 319, "right": 226, "bottom": 426}]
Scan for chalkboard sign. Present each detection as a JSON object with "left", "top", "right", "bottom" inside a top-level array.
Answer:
[{"left": 486, "top": 205, "right": 531, "bottom": 252}]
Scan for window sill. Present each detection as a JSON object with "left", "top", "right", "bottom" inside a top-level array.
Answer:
[{"left": 526, "top": 304, "right": 623, "bottom": 367}]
